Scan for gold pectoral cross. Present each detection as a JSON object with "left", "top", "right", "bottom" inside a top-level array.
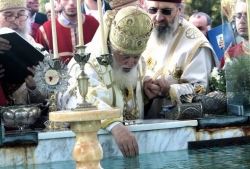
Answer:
[
  {"left": 106, "top": 70, "right": 116, "bottom": 106},
  {"left": 137, "top": 66, "right": 143, "bottom": 88}
]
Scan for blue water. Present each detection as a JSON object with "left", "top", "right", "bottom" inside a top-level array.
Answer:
[{"left": 1, "top": 145, "right": 250, "bottom": 169}]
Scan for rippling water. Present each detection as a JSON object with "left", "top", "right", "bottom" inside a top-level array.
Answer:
[{"left": 1, "top": 145, "right": 250, "bottom": 169}]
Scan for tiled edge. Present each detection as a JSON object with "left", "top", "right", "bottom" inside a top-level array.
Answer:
[{"left": 38, "top": 120, "right": 198, "bottom": 140}]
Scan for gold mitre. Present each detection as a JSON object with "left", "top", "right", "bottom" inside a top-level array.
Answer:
[
  {"left": 109, "top": 6, "right": 153, "bottom": 55},
  {"left": 0, "top": 0, "right": 26, "bottom": 12},
  {"left": 221, "top": 0, "right": 237, "bottom": 22},
  {"left": 108, "top": 0, "right": 138, "bottom": 9}
]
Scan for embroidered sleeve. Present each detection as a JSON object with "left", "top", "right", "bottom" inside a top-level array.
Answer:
[{"left": 101, "top": 118, "right": 122, "bottom": 129}]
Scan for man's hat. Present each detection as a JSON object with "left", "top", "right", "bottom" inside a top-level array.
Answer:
[
  {"left": 0, "top": 0, "right": 26, "bottom": 12},
  {"left": 108, "top": 0, "right": 138, "bottom": 9},
  {"left": 147, "top": 0, "right": 182, "bottom": 2},
  {"left": 109, "top": 6, "right": 153, "bottom": 55}
]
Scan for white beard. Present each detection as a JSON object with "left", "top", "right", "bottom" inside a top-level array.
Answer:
[
  {"left": 112, "top": 63, "right": 138, "bottom": 90},
  {"left": 0, "top": 18, "right": 31, "bottom": 41}
]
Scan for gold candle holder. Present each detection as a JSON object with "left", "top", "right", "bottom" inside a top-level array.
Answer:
[
  {"left": 74, "top": 45, "right": 97, "bottom": 110},
  {"left": 96, "top": 53, "right": 113, "bottom": 67}
]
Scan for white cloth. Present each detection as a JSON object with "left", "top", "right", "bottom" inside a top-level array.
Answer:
[
  {"left": 30, "top": 13, "right": 36, "bottom": 23},
  {"left": 83, "top": 1, "right": 105, "bottom": 21},
  {"left": 142, "top": 19, "right": 219, "bottom": 118}
]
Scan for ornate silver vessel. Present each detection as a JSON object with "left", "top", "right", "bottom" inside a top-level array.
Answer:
[{"left": 0, "top": 103, "right": 46, "bottom": 131}]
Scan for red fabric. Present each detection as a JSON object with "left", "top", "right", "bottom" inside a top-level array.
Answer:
[
  {"left": 147, "top": 0, "right": 182, "bottom": 2},
  {"left": 35, "top": 14, "right": 99, "bottom": 64},
  {"left": 31, "top": 23, "right": 41, "bottom": 39},
  {"left": 0, "top": 84, "right": 7, "bottom": 105},
  {"left": 220, "top": 42, "right": 245, "bottom": 68}
]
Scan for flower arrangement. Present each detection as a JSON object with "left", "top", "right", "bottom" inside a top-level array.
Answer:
[{"left": 209, "top": 67, "right": 226, "bottom": 93}]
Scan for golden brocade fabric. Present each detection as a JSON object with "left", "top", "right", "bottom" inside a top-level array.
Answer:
[
  {"left": 0, "top": 0, "right": 26, "bottom": 12},
  {"left": 109, "top": 7, "right": 153, "bottom": 55}
]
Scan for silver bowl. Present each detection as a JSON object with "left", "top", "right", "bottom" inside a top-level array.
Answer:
[{"left": 0, "top": 103, "right": 46, "bottom": 130}]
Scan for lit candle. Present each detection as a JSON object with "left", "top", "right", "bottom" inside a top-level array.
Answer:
[
  {"left": 50, "top": 0, "right": 59, "bottom": 58},
  {"left": 97, "top": 0, "right": 107, "bottom": 54},
  {"left": 77, "top": 0, "right": 84, "bottom": 46}
]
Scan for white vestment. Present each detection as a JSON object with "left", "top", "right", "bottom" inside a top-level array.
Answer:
[
  {"left": 142, "top": 19, "right": 219, "bottom": 118},
  {"left": 57, "top": 40, "right": 146, "bottom": 129}
]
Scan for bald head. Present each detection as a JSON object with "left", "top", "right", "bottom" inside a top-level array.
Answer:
[{"left": 189, "top": 12, "right": 212, "bottom": 37}]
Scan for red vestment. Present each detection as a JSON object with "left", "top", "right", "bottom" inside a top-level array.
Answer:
[
  {"left": 220, "top": 42, "right": 246, "bottom": 68},
  {"left": 36, "top": 14, "right": 99, "bottom": 64},
  {"left": 31, "top": 23, "right": 40, "bottom": 39}
]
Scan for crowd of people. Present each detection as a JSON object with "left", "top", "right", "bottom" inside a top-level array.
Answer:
[{"left": 0, "top": 0, "right": 247, "bottom": 158}]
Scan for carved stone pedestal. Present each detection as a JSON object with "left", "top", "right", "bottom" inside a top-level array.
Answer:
[{"left": 49, "top": 109, "right": 120, "bottom": 169}]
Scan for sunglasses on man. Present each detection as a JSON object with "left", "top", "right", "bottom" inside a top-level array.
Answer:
[{"left": 147, "top": 7, "right": 177, "bottom": 15}]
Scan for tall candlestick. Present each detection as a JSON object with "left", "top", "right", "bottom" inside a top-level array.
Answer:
[
  {"left": 77, "top": 0, "right": 84, "bottom": 46},
  {"left": 50, "top": 0, "right": 59, "bottom": 58},
  {"left": 97, "top": 0, "right": 107, "bottom": 54},
  {"left": 247, "top": 0, "right": 250, "bottom": 49}
]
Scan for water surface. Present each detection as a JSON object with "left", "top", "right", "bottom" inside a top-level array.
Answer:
[{"left": 1, "top": 145, "right": 250, "bottom": 169}]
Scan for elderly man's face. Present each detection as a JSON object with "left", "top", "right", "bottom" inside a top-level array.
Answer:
[
  {"left": 26, "top": 0, "right": 39, "bottom": 13},
  {"left": 0, "top": 8, "right": 28, "bottom": 34},
  {"left": 189, "top": 15, "right": 208, "bottom": 37},
  {"left": 111, "top": 49, "right": 140, "bottom": 89},
  {"left": 112, "top": 50, "right": 140, "bottom": 73},
  {"left": 146, "top": 1, "right": 181, "bottom": 26},
  {"left": 235, "top": 1, "right": 248, "bottom": 39},
  {"left": 145, "top": 1, "right": 182, "bottom": 45}
]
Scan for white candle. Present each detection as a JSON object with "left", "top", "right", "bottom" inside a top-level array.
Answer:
[
  {"left": 97, "top": 0, "right": 107, "bottom": 54},
  {"left": 77, "top": 0, "right": 84, "bottom": 46},
  {"left": 247, "top": 1, "right": 250, "bottom": 49},
  {"left": 50, "top": 0, "right": 59, "bottom": 58}
]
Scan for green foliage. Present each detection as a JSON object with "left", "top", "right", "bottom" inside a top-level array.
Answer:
[
  {"left": 209, "top": 68, "right": 226, "bottom": 93},
  {"left": 185, "top": 0, "right": 222, "bottom": 27},
  {"left": 39, "top": 0, "right": 49, "bottom": 14},
  {"left": 226, "top": 56, "right": 250, "bottom": 105}
]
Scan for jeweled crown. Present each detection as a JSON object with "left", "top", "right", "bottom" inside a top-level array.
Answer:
[
  {"left": 109, "top": 6, "right": 153, "bottom": 55},
  {"left": 0, "top": 0, "right": 26, "bottom": 12},
  {"left": 107, "top": 0, "right": 138, "bottom": 9}
]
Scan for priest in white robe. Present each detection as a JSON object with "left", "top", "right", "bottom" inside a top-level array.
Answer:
[
  {"left": 142, "top": 0, "right": 219, "bottom": 118},
  {"left": 57, "top": 6, "right": 153, "bottom": 158}
]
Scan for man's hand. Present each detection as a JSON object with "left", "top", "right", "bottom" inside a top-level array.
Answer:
[
  {"left": 144, "top": 78, "right": 171, "bottom": 100},
  {"left": 143, "top": 79, "right": 160, "bottom": 100},
  {"left": 111, "top": 123, "right": 139, "bottom": 158},
  {"left": 0, "top": 65, "right": 4, "bottom": 79},
  {"left": 25, "top": 66, "right": 36, "bottom": 90},
  {"left": 152, "top": 78, "right": 170, "bottom": 96},
  {"left": 0, "top": 37, "right": 11, "bottom": 54}
]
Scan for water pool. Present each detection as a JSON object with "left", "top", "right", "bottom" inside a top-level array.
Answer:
[{"left": 1, "top": 145, "right": 250, "bottom": 169}]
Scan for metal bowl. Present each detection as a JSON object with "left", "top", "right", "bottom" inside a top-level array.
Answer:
[{"left": 0, "top": 104, "right": 44, "bottom": 129}]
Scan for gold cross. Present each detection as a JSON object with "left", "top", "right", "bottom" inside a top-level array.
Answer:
[
  {"left": 106, "top": 70, "right": 116, "bottom": 106},
  {"left": 137, "top": 66, "right": 143, "bottom": 88}
]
